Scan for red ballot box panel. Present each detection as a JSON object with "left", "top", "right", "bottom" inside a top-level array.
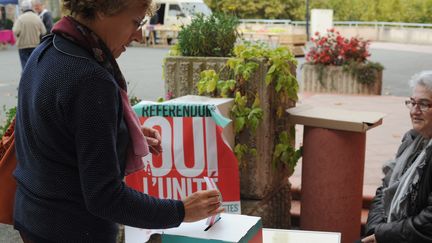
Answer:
[{"left": 126, "top": 116, "right": 241, "bottom": 214}]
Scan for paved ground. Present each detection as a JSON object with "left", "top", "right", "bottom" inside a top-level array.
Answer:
[{"left": 1, "top": 41, "right": 432, "bottom": 241}]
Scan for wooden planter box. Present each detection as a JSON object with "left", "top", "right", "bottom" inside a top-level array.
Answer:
[
  {"left": 164, "top": 56, "right": 296, "bottom": 229},
  {"left": 302, "top": 64, "right": 382, "bottom": 95}
]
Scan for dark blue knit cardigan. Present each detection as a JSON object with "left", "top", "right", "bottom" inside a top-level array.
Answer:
[{"left": 13, "top": 34, "right": 184, "bottom": 243}]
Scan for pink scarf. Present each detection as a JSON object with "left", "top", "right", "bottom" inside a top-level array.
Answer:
[{"left": 52, "top": 17, "right": 149, "bottom": 175}]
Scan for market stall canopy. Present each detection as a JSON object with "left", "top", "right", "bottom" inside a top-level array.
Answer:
[{"left": 0, "top": 0, "right": 18, "bottom": 4}]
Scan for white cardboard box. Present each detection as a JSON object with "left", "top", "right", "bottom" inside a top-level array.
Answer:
[
  {"left": 125, "top": 214, "right": 262, "bottom": 243},
  {"left": 161, "top": 213, "right": 263, "bottom": 243}
]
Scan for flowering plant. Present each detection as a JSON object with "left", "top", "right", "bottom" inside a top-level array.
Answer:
[
  {"left": 305, "top": 29, "right": 383, "bottom": 85},
  {"left": 306, "top": 28, "right": 370, "bottom": 66}
]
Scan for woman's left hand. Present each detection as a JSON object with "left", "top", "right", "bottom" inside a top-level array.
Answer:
[{"left": 142, "top": 127, "right": 162, "bottom": 155}]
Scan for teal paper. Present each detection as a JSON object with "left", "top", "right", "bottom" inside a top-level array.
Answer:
[
  {"left": 133, "top": 103, "right": 231, "bottom": 128},
  {"left": 161, "top": 219, "right": 262, "bottom": 243}
]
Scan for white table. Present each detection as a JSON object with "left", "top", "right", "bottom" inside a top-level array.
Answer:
[{"left": 263, "top": 228, "right": 341, "bottom": 243}]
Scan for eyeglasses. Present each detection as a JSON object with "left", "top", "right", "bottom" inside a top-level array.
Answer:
[
  {"left": 405, "top": 99, "right": 432, "bottom": 112},
  {"left": 134, "top": 18, "right": 148, "bottom": 31}
]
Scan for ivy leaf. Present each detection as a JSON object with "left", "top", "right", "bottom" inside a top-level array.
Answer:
[
  {"left": 234, "top": 144, "right": 245, "bottom": 163},
  {"left": 268, "top": 64, "right": 277, "bottom": 74},
  {"left": 197, "top": 81, "right": 206, "bottom": 94},
  {"left": 207, "top": 76, "right": 217, "bottom": 93},
  {"left": 248, "top": 116, "right": 259, "bottom": 131},
  {"left": 217, "top": 80, "right": 225, "bottom": 91},
  {"left": 234, "top": 91, "right": 247, "bottom": 108},
  {"left": 281, "top": 150, "right": 291, "bottom": 163},
  {"left": 275, "top": 81, "right": 283, "bottom": 93},
  {"left": 227, "top": 79, "right": 236, "bottom": 90},
  {"left": 265, "top": 73, "right": 273, "bottom": 85},
  {"left": 252, "top": 95, "right": 261, "bottom": 109},
  {"left": 273, "top": 143, "right": 285, "bottom": 159},
  {"left": 279, "top": 131, "right": 289, "bottom": 144},
  {"left": 248, "top": 108, "right": 263, "bottom": 120},
  {"left": 234, "top": 116, "right": 246, "bottom": 133}
]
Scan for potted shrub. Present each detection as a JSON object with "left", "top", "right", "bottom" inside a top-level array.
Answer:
[
  {"left": 164, "top": 12, "right": 301, "bottom": 229},
  {"left": 302, "top": 29, "right": 384, "bottom": 95}
]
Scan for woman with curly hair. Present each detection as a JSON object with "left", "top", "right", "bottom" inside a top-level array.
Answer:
[{"left": 13, "top": 1, "right": 223, "bottom": 242}]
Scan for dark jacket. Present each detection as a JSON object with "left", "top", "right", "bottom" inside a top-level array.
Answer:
[
  {"left": 14, "top": 34, "right": 184, "bottom": 243},
  {"left": 40, "top": 9, "right": 53, "bottom": 34},
  {"left": 366, "top": 130, "right": 432, "bottom": 242}
]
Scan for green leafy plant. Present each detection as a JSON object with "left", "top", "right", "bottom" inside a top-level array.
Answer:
[
  {"left": 343, "top": 61, "right": 384, "bottom": 85},
  {"left": 272, "top": 130, "right": 302, "bottom": 170},
  {"left": 234, "top": 143, "right": 257, "bottom": 168},
  {"left": 177, "top": 13, "right": 240, "bottom": 57},
  {"left": 196, "top": 42, "right": 302, "bottom": 171},
  {"left": 230, "top": 92, "right": 263, "bottom": 133},
  {"left": 0, "top": 106, "right": 16, "bottom": 138}
]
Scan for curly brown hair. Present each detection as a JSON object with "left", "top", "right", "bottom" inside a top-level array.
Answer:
[{"left": 63, "top": 0, "right": 155, "bottom": 19}]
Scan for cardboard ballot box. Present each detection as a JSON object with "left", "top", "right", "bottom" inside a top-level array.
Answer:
[
  {"left": 162, "top": 213, "right": 263, "bottom": 243},
  {"left": 286, "top": 105, "right": 385, "bottom": 132},
  {"left": 125, "top": 96, "right": 242, "bottom": 243}
]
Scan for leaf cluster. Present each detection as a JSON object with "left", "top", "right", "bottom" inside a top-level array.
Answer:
[
  {"left": 343, "top": 61, "right": 384, "bottom": 85},
  {"left": 231, "top": 92, "right": 263, "bottom": 133},
  {"left": 195, "top": 42, "right": 301, "bottom": 168},
  {"left": 197, "top": 70, "right": 237, "bottom": 98},
  {"left": 234, "top": 143, "right": 257, "bottom": 168},
  {"left": 0, "top": 106, "right": 16, "bottom": 138},
  {"left": 272, "top": 130, "right": 302, "bottom": 171}
]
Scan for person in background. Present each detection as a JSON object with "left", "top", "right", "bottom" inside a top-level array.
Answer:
[
  {"left": 14, "top": 0, "right": 223, "bottom": 242},
  {"left": 12, "top": 0, "right": 45, "bottom": 69},
  {"left": 32, "top": 0, "right": 53, "bottom": 34},
  {"left": 148, "top": 12, "right": 158, "bottom": 43},
  {"left": 0, "top": 7, "right": 4, "bottom": 30},
  {"left": 362, "top": 71, "right": 432, "bottom": 243}
]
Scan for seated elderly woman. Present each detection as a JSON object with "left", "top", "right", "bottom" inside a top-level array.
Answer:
[
  {"left": 13, "top": 0, "right": 223, "bottom": 242},
  {"left": 362, "top": 71, "right": 432, "bottom": 243}
]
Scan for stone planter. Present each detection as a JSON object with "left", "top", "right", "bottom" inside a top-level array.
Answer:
[
  {"left": 302, "top": 64, "right": 382, "bottom": 95},
  {"left": 164, "top": 56, "right": 296, "bottom": 229}
]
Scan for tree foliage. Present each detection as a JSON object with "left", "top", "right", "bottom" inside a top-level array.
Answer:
[
  {"left": 204, "top": 0, "right": 304, "bottom": 20},
  {"left": 204, "top": 0, "right": 432, "bottom": 23}
]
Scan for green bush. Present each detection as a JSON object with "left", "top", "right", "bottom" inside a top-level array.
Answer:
[{"left": 177, "top": 13, "right": 239, "bottom": 57}]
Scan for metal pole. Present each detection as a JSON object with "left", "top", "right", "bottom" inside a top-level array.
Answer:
[{"left": 306, "top": 0, "right": 310, "bottom": 40}]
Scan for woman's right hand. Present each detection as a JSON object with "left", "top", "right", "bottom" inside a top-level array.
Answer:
[
  {"left": 182, "top": 190, "right": 224, "bottom": 222},
  {"left": 361, "top": 234, "right": 377, "bottom": 243}
]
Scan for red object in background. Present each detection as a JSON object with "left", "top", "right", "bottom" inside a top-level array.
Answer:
[
  {"left": 301, "top": 126, "right": 365, "bottom": 243},
  {"left": 0, "top": 30, "right": 16, "bottom": 45}
]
